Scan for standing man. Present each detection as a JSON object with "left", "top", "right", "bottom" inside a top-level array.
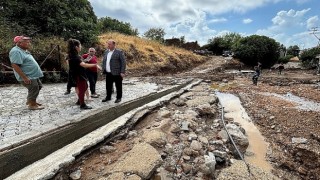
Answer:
[
  {"left": 82, "top": 47, "right": 99, "bottom": 98},
  {"left": 9, "top": 36, "right": 44, "bottom": 110},
  {"left": 102, "top": 40, "right": 126, "bottom": 103}
]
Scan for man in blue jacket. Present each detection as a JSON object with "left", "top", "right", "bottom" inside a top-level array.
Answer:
[{"left": 102, "top": 40, "right": 126, "bottom": 103}]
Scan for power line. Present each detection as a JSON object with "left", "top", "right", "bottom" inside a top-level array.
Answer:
[{"left": 309, "top": 27, "right": 320, "bottom": 47}]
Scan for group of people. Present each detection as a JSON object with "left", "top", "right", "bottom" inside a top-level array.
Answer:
[{"left": 9, "top": 35, "right": 126, "bottom": 110}]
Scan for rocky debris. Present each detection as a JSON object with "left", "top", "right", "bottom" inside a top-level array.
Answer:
[
  {"left": 217, "top": 159, "right": 279, "bottom": 180},
  {"left": 196, "top": 103, "right": 216, "bottom": 117},
  {"left": 109, "top": 143, "right": 162, "bottom": 179},
  {"left": 204, "top": 152, "right": 216, "bottom": 175},
  {"left": 104, "top": 172, "right": 125, "bottom": 179},
  {"left": 172, "top": 98, "right": 186, "bottom": 106},
  {"left": 180, "top": 121, "right": 190, "bottom": 131},
  {"left": 127, "top": 130, "right": 138, "bottom": 138},
  {"left": 126, "top": 174, "right": 142, "bottom": 180},
  {"left": 291, "top": 137, "right": 308, "bottom": 144},
  {"left": 190, "top": 140, "right": 202, "bottom": 151},
  {"left": 142, "top": 129, "right": 167, "bottom": 148},
  {"left": 100, "top": 145, "right": 117, "bottom": 154},
  {"left": 69, "top": 169, "right": 81, "bottom": 180},
  {"left": 225, "top": 124, "right": 249, "bottom": 155},
  {"left": 157, "top": 107, "right": 171, "bottom": 118}
]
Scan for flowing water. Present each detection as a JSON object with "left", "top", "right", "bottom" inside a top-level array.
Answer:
[
  {"left": 261, "top": 92, "right": 320, "bottom": 112},
  {"left": 216, "top": 92, "right": 273, "bottom": 172}
]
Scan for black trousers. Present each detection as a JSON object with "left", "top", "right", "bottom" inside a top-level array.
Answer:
[
  {"left": 106, "top": 73, "right": 122, "bottom": 99},
  {"left": 86, "top": 71, "right": 98, "bottom": 94},
  {"left": 66, "top": 70, "right": 75, "bottom": 92}
]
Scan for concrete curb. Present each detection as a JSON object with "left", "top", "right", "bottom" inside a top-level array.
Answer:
[{"left": 5, "top": 79, "right": 202, "bottom": 180}]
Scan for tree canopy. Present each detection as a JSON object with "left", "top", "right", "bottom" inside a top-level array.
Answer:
[
  {"left": 233, "top": 35, "right": 280, "bottom": 68},
  {"left": 143, "top": 28, "right": 165, "bottom": 43},
  {"left": 0, "top": 0, "right": 98, "bottom": 44},
  {"left": 97, "top": 17, "right": 138, "bottom": 36},
  {"left": 204, "top": 33, "right": 242, "bottom": 55}
]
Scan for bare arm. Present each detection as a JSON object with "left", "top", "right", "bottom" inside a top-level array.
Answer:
[
  {"left": 80, "top": 62, "right": 101, "bottom": 69},
  {"left": 11, "top": 63, "right": 31, "bottom": 84}
]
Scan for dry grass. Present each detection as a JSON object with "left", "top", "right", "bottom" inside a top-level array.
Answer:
[{"left": 97, "top": 32, "right": 206, "bottom": 75}]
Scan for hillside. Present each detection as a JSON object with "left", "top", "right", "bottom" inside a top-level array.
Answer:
[{"left": 96, "top": 33, "right": 207, "bottom": 76}]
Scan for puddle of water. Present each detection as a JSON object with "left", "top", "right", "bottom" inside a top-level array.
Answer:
[
  {"left": 261, "top": 92, "right": 320, "bottom": 112},
  {"left": 216, "top": 92, "right": 273, "bottom": 172}
]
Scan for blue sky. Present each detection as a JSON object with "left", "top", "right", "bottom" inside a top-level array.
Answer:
[{"left": 89, "top": 0, "right": 320, "bottom": 49}]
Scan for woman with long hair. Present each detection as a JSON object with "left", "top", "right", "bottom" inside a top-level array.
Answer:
[{"left": 67, "top": 38, "right": 100, "bottom": 109}]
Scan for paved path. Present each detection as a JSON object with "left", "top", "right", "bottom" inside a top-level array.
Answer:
[{"left": 0, "top": 77, "right": 183, "bottom": 151}]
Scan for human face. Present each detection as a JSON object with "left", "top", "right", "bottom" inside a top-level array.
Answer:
[
  {"left": 107, "top": 41, "right": 115, "bottom": 50},
  {"left": 88, "top": 49, "right": 95, "bottom": 55},
  {"left": 76, "top": 44, "right": 82, "bottom": 52},
  {"left": 18, "top": 39, "right": 31, "bottom": 50}
]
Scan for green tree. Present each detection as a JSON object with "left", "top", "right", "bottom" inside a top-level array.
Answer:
[
  {"left": 300, "top": 47, "right": 320, "bottom": 68},
  {"left": 0, "top": 0, "right": 98, "bottom": 44},
  {"left": 143, "top": 28, "right": 165, "bottom": 43},
  {"left": 286, "top": 45, "right": 300, "bottom": 56},
  {"left": 98, "top": 17, "right": 138, "bottom": 36},
  {"left": 233, "top": 35, "right": 280, "bottom": 68},
  {"left": 205, "top": 32, "right": 242, "bottom": 55}
]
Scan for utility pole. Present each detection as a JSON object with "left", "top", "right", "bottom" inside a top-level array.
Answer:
[{"left": 309, "top": 27, "right": 320, "bottom": 47}]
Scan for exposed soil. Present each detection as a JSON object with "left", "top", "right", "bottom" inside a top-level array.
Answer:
[
  {"left": 53, "top": 56, "right": 320, "bottom": 180},
  {"left": 222, "top": 71, "right": 320, "bottom": 180}
]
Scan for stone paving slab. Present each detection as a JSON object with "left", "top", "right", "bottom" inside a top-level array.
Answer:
[{"left": 0, "top": 77, "right": 187, "bottom": 151}]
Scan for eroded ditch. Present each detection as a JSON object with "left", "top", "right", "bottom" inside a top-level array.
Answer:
[{"left": 53, "top": 81, "right": 277, "bottom": 180}]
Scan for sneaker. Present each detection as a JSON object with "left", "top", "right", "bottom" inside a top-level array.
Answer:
[
  {"left": 80, "top": 104, "right": 92, "bottom": 110},
  {"left": 91, "top": 94, "right": 99, "bottom": 98},
  {"left": 114, "top": 99, "right": 121, "bottom": 103},
  {"left": 64, "top": 91, "right": 71, "bottom": 95}
]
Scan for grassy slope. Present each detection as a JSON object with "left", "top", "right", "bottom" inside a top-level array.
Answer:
[{"left": 97, "top": 32, "right": 207, "bottom": 75}]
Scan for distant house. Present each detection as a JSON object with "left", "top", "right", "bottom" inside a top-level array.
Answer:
[{"left": 289, "top": 56, "right": 300, "bottom": 62}]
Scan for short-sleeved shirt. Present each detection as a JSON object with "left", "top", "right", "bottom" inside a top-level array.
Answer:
[
  {"left": 82, "top": 54, "right": 97, "bottom": 72},
  {"left": 68, "top": 54, "right": 87, "bottom": 81},
  {"left": 9, "top": 46, "right": 43, "bottom": 81}
]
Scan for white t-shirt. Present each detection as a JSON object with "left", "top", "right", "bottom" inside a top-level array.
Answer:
[{"left": 106, "top": 50, "right": 114, "bottom": 72}]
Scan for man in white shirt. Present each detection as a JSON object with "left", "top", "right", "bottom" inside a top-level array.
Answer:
[{"left": 101, "top": 40, "right": 126, "bottom": 103}]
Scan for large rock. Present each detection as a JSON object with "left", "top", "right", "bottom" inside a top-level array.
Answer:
[
  {"left": 190, "top": 140, "right": 202, "bottom": 151},
  {"left": 186, "top": 96, "right": 218, "bottom": 107},
  {"left": 217, "top": 159, "right": 280, "bottom": 180},
  {"left": 157, "top": 108, "right": 171, "bottom": 118},
  {"left": 196, "top": 103, "right": 216, "bottom": 117},
  {"left": 110, "top": 143, "right": 162, "bottom": 179},
  {"left": 142, "top": 129, "right": 167, "bottom": 147},
  {"left": 225, "top": 124, "right": 249, "bottom": 155}
]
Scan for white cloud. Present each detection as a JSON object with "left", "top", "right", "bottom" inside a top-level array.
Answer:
[
  {"left": 243, "top": 18, "right": 253, "bottom": 24},
  {"left": 256, "top": 8, "right": 317, "bottom": 48},
  {"left": 88, "top": 0, "right": 318, "bottom": 48},
  {"left": 271, "top": 8, "right": 310, "bottom": 28},
  {"left": 89, "top": 0, "right": 286, "bottom": 45},
  {"left": 307, "top": 16, "right": 319, "bottom": 29},
  {"left": 208, "top": 18, "right": 228, "bottom": 24}
]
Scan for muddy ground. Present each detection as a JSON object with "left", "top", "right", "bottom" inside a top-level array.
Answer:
[{"left": 53, "top": 56, "right": 320, "bottom": 180}]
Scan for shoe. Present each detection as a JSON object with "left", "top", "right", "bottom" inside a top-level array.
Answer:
[
  {"left": 26, "top": 101, "right": 42, "bottom": 106},
  {"left": 80, "top": 104, "right": 92, "bottom": 110},
  {"left": 64, "top": 91, "right": 71, "bottom": 95},
  {"left": 91, "top": 94, "right": 99, "bottom": 98},
  {"left": 28, "top": 105, "right": 45, "bottom": 110},
  {"left": 114, "top": 99, "right": 121, "bottom": 103},
  {"left": 75, "top": 100, "right": 80, "bottom": 105},
  {"left": 102, "top": 97, "right": 111, "bottom": 102}
]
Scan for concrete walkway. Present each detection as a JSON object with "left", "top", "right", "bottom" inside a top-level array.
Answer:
[
  {"left": 0, "top": 77, "right": 193, "bottom": 179},
  {"left": 0, "top": 77, "right": 183, "bottom": 151}
]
